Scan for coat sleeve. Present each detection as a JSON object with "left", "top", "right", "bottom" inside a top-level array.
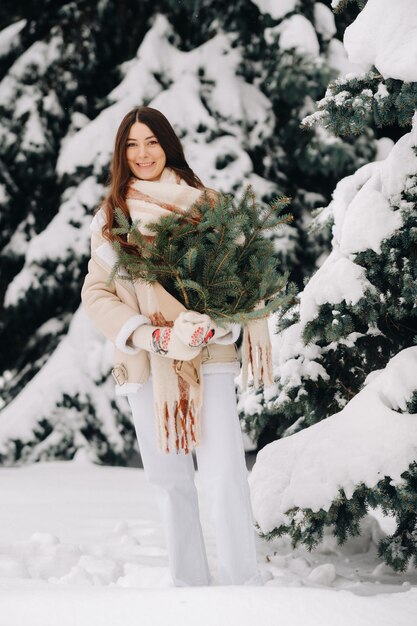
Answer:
[{"left": 81, "top": 255, "right": 151, "bottom": 355}]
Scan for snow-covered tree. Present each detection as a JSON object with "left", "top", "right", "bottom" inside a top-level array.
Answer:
[
  {"left": 0, "top": 1, "right": 374, "bottom": 464},
  {"left": 240, "top": 0, "right": 375, "bottom": 281},
  {"left": 249, "top": 0, "right": 417, "bottom": 571},
  {"left": 242, "top": 0, "right": 417, "bottom": 447}
]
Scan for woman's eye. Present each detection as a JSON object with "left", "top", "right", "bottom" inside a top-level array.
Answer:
[{"left": 126, "top": 141, "right": 158, "bottom": 147}]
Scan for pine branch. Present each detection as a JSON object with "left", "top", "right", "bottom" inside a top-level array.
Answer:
[
  {"left": 108, "top": 183, "right": 294, "bottom": 321},
  {"left": 237, "top": 196, "right": 292, "bottom": 263}
]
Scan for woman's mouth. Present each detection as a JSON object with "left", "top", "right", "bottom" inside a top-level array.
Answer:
[{"left": 137, "top": 162, "right": 155, "bottom": 168}]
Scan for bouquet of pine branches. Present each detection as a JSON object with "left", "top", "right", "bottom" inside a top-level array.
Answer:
[{"left": 108, "top": 184, "right": 295, "bottom": 327}]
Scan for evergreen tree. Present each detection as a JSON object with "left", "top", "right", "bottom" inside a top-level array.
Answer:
[
  {"left": 237, "top": 0, "right": 376, "bottom": 284},
  {"left": 248, "top": 0, "right": 417, "bottom": 571},
  {"left": 243, "top": 0, "right": 417, "bottom": 447}
]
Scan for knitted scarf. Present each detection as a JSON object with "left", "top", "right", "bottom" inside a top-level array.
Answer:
[{"left": 125, "top": 166, "right": 273, "bottom": 455}]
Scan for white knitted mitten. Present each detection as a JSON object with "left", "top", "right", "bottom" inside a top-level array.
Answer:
[
  {"left": 241, "top": 313, "right": 273, "bottom": 390},
  {"left": 131, "top": 324, "right": 202, "bottom": 361},
  {"left": 173, "top": 311, "right": 237, "bottom": 347}
]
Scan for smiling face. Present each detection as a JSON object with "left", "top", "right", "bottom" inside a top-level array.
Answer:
[{"left": 125, "top": 122, "right": 167, "bottom": 181}]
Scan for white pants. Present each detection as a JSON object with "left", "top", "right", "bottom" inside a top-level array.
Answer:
[{"left": 127, "top": 371, "right": 262, "bottom": 587}]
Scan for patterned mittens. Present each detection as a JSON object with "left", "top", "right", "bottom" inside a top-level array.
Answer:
[
  {"left": 131, "top": 311, "right": 242, "bottom": 361},
  {"left": 131, "top": 324, "right": 201, "bottom": 361}
]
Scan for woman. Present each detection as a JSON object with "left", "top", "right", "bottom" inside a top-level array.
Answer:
[{"left": 81, "top": 105, "right": 263, "bottom": 587}]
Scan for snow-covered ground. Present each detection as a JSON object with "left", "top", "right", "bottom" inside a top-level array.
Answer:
[{"left": 0, "top": 460, "right": 416, "bottom": 625}]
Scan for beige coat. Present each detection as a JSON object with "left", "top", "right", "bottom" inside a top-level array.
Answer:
[{"left": 81, "top": 208, "right": 240, "bottom": 396}]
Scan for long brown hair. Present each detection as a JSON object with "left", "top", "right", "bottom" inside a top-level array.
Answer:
[{"left": 100, "top": 106, "right": 206, "bottom": 252}]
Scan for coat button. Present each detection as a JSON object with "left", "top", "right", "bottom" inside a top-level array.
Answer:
[{"left": 111, "top": 363, "right": 128, "bottom": 385}]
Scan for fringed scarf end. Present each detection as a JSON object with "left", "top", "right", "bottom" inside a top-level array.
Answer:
[
  {"left": 241, "top": 319, "right": 274, "bottom": 391},
  {"left": 155, "top": 399, "right": 201, "bottom": 455}
]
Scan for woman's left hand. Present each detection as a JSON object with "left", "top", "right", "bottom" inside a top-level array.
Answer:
[{"left": 173, "top": 311, "right": 236, "bottom": 347}]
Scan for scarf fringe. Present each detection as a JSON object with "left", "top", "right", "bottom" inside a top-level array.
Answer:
[
  {"left": 154, "top": 398, "right": 202, "bottom": 454},
  {"left": 241, "top": 322, "right": 274, "bottom": 391}
]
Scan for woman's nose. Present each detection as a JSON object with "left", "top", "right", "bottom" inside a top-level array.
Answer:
[{"left": 136, "top": 144, "right": 148, "bottom": 157}]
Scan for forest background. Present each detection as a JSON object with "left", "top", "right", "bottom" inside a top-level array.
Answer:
[
  {"left": 0, "top": 0, "right": 378, "bottom": 462},
  {"left": 2, "top": 0, "right": 417, "bottom": 573}
]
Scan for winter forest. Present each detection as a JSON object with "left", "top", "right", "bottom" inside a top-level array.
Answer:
[{"left": 1, "top": 0, "right": 417, "bottom": 623}]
